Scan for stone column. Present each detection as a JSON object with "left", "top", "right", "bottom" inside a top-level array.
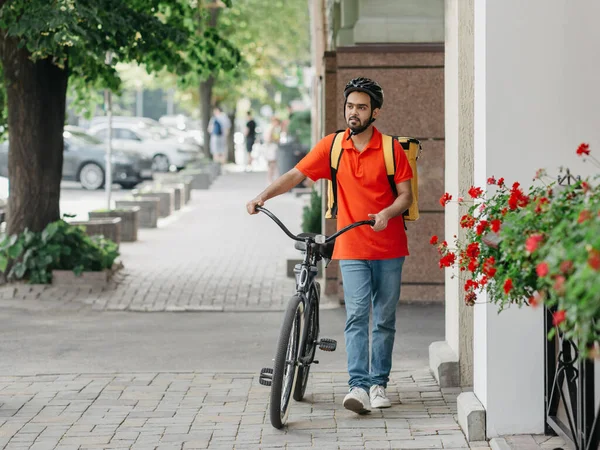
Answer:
[{"left": 429, "top": 0, "right": 474, "bottom": 391}]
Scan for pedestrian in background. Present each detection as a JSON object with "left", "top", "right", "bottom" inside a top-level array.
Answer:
[
  {"left": 263, "top": 116, "right": 281, "bottom": 184},
  {"left": 244, "top": 111, "right": 257, "bottom": 171},
  {"left": 208, "top": 105, "right": 231, "bottom": 164}
]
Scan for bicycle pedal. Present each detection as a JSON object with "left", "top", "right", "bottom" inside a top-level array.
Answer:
[
  {"left": 259, "top": 367, "right": 273, "bottom": 386},
  {"left": 318, "top": 338, "right": 337, "bottom": 352}
]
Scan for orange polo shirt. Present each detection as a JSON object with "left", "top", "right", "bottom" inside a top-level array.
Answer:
[{"left": 296, "top": 127, "right": 413, "bottom": 260}]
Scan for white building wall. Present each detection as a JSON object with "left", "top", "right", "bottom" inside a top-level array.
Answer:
[
  {"left": 444, "top": 0, "right": 460, "bottom": 358},
  {"left": 472, "top": 0, "right": 600, "bottom": 437}
]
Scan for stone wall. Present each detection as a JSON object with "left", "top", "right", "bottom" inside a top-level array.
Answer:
[{"left": 323, "top": 44, "right": 445, "bottom": 304}]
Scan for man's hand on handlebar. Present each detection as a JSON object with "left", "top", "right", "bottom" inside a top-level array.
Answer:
[
  {"left": 368, "top": 212, "right": 389, "bottom": 232},
  {"left": 246, "top": 197, "right": 265, "bottom": 215}
]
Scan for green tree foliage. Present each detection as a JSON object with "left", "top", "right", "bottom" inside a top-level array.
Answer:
[
  {"left": 0, "top": 0, "right": 241, "bottom": 235},
  {"left": 212, "top": 0, "right": 311, "bottom": 107}
]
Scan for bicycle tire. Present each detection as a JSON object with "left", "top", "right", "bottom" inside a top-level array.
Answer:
[
  {"left": 293, "top": 285, "right": 319, "bottom": 401},
  {"left": 270, "top": 294, "right": 304, "bottom": 429}
]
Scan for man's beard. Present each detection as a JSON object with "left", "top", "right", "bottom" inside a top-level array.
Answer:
[
  {"left": 347, "top": 116, "right": 363, "bottom": 132},
  {"left": 347, "top": 115, "right": 371, "bottom": 135}
]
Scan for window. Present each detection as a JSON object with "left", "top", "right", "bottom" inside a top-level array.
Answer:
[
  {"left": 116, "top": 129, "right": 141, "bottom": 141},
  {"left": 94, "top": 128, "right": 109, "bottom": 141}
]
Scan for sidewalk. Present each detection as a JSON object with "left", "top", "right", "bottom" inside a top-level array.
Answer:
[
  {"left": 0, "top": 167, "right": 560, "bottom": 449},
  {"left": 0, "top": 370, "right": 478, "bottom": 450},
  {"left": 0, "top": 169, "right": 307, "bottom": 313}
]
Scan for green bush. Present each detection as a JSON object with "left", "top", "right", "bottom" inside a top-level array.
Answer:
[
  {"left": 302, "top": 188, "right": 322, "bottom": 234},
  {"left": 0, "top": 219, "right": 120, "bottom": 284},
  {"left": 288, "top": 110, "right": 311, "bottom": 148}
]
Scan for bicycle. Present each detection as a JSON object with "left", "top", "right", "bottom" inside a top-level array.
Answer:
[{"left": 256, "top": 205, "right": 375, "bottom": 429}]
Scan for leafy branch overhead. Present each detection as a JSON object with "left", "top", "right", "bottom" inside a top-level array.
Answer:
[{"left": 0, "top": 0, "right": 241, "bottom": 93}]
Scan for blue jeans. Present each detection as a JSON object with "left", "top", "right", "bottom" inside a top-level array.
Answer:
[{"left": 340, "top": 258, "right": 405, "bottom": 391}]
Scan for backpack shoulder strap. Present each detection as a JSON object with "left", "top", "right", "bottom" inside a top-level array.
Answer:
[
  {"left": 381, "top": 134, "right": 398, "bottom": 197},
  {"left": 328, "top": 132, "right": 345, "bottom": 218}
]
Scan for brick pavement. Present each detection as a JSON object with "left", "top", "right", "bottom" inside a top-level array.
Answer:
[
  {"left": 0, "top": 369, "right": 489, "bottom": 450},
  {"left": 0, "top": 169, "right": 307, "bottom": 313}
]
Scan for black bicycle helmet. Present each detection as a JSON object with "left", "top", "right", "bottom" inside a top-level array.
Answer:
[{"left": 343, "top": 77, "right": 384, "bottom": 109}]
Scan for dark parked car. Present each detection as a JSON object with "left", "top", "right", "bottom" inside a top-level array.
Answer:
[{"left": 0, "top": 127, "right": 153, "bottom": 190}]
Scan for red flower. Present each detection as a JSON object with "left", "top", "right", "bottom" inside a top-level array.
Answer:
[
  {"left": 468, "top": 259, "right": 478, "bottom": 272},
  {"left": 479, "top": 275, "right": 489, "bottom": 286},
  {"left": 536, "top": 262, "right": 549, "bottom": 277},
  {"left": 581, "top": 182, "right": 591, "bottom": 193},
  {"left": 487, "top": 177, "right": 496, "bottom": 185},
  {"left": 553, "top": 275, "right": 566, "bottom": 294},
  {"left": 440, "top": 193, "right": 452, "bottom": 207},
  {"left": 464, "top": 279, "right": 479, "bottom": 291},
  {"left": 460, "top": 214, "right": 476, "bottom": 229},
  {"left": 497, "top": 178, "right": 505, "bottom": 187},
  {"left": 552, "top": 310, "right": 566, "bottom": 326},
  {"left": 503, "top": 278, "right": 513, "bottom": 294},
  {"left": 483, "top": 257, "right": 496, "bottom": 277},
  {"left": 578, "top": 210, "right": 592, "bottom": 223},
  {"left": 528, "top": 294, "right": 541, "bottom": 308},
  {"left": 466, "top": 242, "right": 480, "bottom": 259},
  {"left": 476, "top": 220, "right": 488, "bottom": 236},
  {"left": 508, "top": 183, "right": 529, "bottom": 210},
  {"left": 490, "top": 219, "right": 502, "bottom": 233},
  {"left": 535, "top": 197, "right": 549, "bottom": 213},
  {"left": 588, "top": 249, "right": 600, "bottom": 271},
  {"left": 430, "top": 235, "right": 439, "bottom": 245},
  {"left": 525, "top": 234, "right": 544, "bottom": 254},
  {"left": 439, "top": 252, "right": 457, "bottom": 268},
  {"left": 501, "top": 207, "right": 508, "bottom": 216},
  {"left": 468, "top": 186, "right": 484, "bottom": 199},
  {"left": 576, "top": 143, "right": 590, "bottom": 156},
  {"left": 465, "top": 291, "right": 477, "bottom": 306},
  {"left": 560, "top": 260, "right": 573, "bottom": 274}
]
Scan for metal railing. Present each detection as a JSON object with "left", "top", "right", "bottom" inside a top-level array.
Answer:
[{"left": 544, "top": 306, "right": 599, "bottom": 450}]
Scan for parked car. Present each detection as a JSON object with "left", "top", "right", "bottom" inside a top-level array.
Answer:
[
  {"left": 88, "top": 116, "right": 203, "bottom": 150},
  {"left": 86, "top": 121, "right": 199, "bottom": 172},
  {"left": 0, "top": 127, "right": 153, "bottom": 190}
]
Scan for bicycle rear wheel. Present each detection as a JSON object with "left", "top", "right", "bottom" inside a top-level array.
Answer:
[
  {"left": 270, "top": 294, "right": 304, "bottom": 429},
  {"left": 293, "top": 285, "right": 319, "bottom": 401}
]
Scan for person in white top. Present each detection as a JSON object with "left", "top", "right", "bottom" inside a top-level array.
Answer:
[{"left": 263, "top": 116, "right": 281, "bottom": 183}]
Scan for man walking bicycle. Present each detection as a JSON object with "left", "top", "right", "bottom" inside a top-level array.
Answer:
[{"left": 246, "top": 77, "right": 413, "bottom": 414}]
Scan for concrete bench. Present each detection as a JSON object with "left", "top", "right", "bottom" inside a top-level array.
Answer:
[
  {"left": 179, "top": 169, "right": 212, "bottom": 189},
  {"left": 149, "top": 183, "right": 185, "bottom": 210},
  {"left": 69, "top": 217, "right": 122, "bottom": 246},
  {"left": 151, "top": 174, "right": 193, "bottom": 203},
  {"left": 131, "top": 189, "right": 175, "bottom": 218},
  {"left": 115, "top": 198, "right": 159, "bottom": 228},
  {"left": 89, "top": 207, "right": 140, "bottom": 242}
]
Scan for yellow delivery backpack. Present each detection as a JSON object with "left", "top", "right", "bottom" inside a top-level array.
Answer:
[{"left": 325, "top": 132, "right": 421, "bottom": 222}]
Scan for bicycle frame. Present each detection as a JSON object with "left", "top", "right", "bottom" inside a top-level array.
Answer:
[{"left": 256, "top": 205, "right": 375, "bottom": 366}]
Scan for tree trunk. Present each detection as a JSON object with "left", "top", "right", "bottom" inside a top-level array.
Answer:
[
  {"left": 199, "top": 75, "right": 214, "bottom": 158},
  {"left": 1, "top": 36, "right": 68, "bottom": 235},
  {"left": 198, "top": 0, "right": 220, "bottom": 159},
  {"left": 226, "top": 107, "right": 236, "bottom": 163}
]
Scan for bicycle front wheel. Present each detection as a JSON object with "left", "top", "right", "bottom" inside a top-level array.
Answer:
[{"left": 270, "top": 294, "right": 304, "bottom": 429}]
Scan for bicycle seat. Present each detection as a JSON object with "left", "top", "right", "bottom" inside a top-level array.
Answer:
[{"left": 295, "top": 233, "right": 335, "bottom": 260}]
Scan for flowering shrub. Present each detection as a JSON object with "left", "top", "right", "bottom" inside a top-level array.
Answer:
[{"left": 432, "top": 144, "right": 600, "bottom": 358}]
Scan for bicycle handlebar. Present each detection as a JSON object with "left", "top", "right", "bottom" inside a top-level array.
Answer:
[
  {"left": 255, "top": 206, "right": 375, "bottom": 243},
  {"left": 255, "top": 206, "right": 304, "bottom": 242}
]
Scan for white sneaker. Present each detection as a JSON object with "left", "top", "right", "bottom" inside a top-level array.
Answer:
[
  {"left": 343, "top": 387, "right": 371, "bottom": 414},
  {"left": 370, "top": 385, "right": 392, "bottom": 408}
]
